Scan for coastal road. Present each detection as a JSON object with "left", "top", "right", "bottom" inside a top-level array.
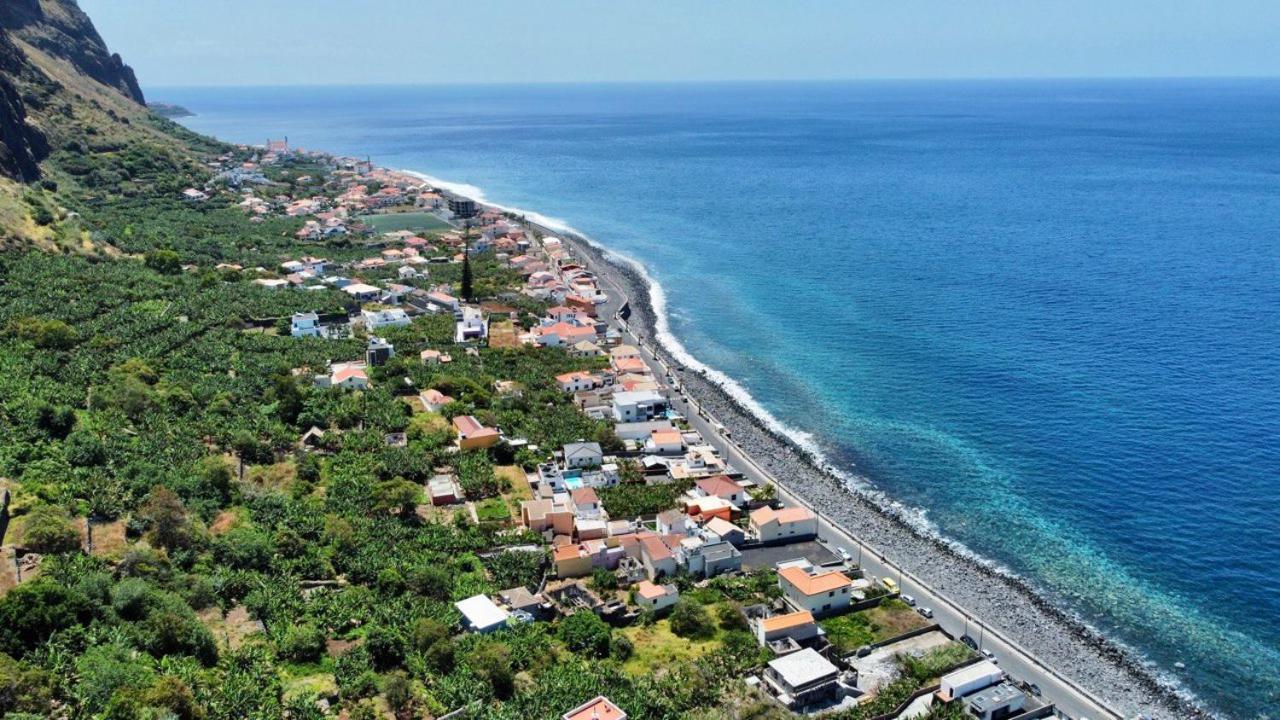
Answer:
[{"left": 576, "top": 243, "right": 1123, "bottom": 720}]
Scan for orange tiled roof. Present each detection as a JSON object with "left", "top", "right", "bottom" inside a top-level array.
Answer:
[{"left": 779, "top": 566, "right": 852, "bottom": 596}]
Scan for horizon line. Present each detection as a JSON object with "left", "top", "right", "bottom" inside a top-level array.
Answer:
[{"left": 143, "top": 74, "right": 1280, "bottom": 93}]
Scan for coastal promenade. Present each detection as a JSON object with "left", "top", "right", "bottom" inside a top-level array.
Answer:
[{"left": 570, "top": 236, "right": 1128, "bottom": 720}]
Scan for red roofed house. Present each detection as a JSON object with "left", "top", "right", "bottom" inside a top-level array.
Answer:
[
  {"left": 563, "top": 696, "right": 626, "bottom": 720},
  {"left": 638, "top": 534, "right": 679, "bottom": 580},
  {"left": 556, "top": 370, "right": 599, "bottom": 393},
  {"left": 535, "top": 321, "right": 597, "bottom": 348},
  {"left": 453, "top": 415, "right": 500, "bottom": 451},
  {"left": 634, "top": 580, "right": 679, "bottom": 612},
  {"left": 329, "top": 364, "right": 369, "bottom": 390},
  {"left": 755, "top": 610, "right": 820, "bottom": 647},
  {"left": 692, "top": 476, "right": 747, "bottom": 507},
  {"left": 778, "top": 566, "right": 854, "bottom": 616},
  {"left": 421, "top": 388, "right": 454, "bottom": 412},
  {"left": 749, "top": 506, "right": 819, "bottom": 544}
]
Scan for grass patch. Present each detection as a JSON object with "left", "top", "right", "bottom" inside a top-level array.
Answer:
[
  {"left": 619, "top": 618, "right": 723, "bottom": 676},
  {"left": 362, "top": 212, "right": 452, "bottom": 234},
  {"left": 475, "top": 497, "right": 511, "bottom": 523},
  {"left": 821, "top": 600, "right": 929, "bottom": 654}
]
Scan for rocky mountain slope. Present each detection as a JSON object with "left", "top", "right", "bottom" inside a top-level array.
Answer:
[{"left": 0, "top": 0, "right": 145, "bottom": 182}]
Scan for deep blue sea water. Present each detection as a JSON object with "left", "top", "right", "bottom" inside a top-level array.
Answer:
[{"left": 160, "top": 80, "right": 1280, "bottom": 718}]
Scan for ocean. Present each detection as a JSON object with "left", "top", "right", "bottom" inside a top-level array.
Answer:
[{"left": 160, "top": 80, "right": 1280, "bottom": 718}]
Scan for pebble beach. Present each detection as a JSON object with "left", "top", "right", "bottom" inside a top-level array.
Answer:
[{"left": 556, "top": 231, "right": 1214, "bottom": 720}]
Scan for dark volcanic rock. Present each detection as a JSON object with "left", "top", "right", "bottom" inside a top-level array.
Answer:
[
  {"left": 0, "top": 0, "right": 145, "bottom": 104},
  {"left": 0, "top": 32, "right": 47, "bottom": 181}
]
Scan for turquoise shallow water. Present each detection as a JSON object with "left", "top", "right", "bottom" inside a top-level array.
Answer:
[{"left": 162, "top": 80, "right": 1280, "bottom": 717}]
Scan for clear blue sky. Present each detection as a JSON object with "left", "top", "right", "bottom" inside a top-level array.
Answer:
[{"left": 81, "top": 0, "right": 1280, "bottom": 87}]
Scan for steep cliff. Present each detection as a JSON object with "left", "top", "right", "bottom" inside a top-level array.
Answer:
[
  {"left": 0, "top": 31, "right": 48, "bottom": 181},
  {"left": 0, "top": 0, "right": 145, "bottom": 104},
  {"left": 0, "top": 0, "right": 147, "bottom": 181}
]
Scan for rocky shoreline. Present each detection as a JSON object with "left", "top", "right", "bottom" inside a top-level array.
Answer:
[{"left": 555, "top": 231, "right": 1214, "bottom": 720}]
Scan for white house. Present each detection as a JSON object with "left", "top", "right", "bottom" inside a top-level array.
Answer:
[
  {"left": 763, "top": 647, "right": 842, "bottom": 710},
  {"left": 749, "top": 506, "right": 819, "bottom": 544},
  {"left": 702, "top": 516, "right": 745, "bottom": 546},
  {"left": 563, "top": 442, "right": 604, "bottom": 469},
  {"left": 656, "top": 509, "right": 693, "bottom": 536},
  {"left": 426, "top": 291, "right": 460, "bottom": 313},
  {"left": 646, "top": 428, "right": 685, "bottom": 455},
  {"left": 755, "top": 610, "right": 820, "bottom": 647},
  {"left": 939, "top": 661, "right": 1004, "bottom": 701},
  {"left": 778, "top": 566, "right": 854, "bottom": 616},
  {"left": 634, "top": 580, "right": 678, "bottom": 612},
  {"left": 611, "top": 390, "right": 668, "bottom": 423},
  {"left": 362, "top": 308, "right": 411, "bottom": 331},
  {"left": 291, "top": 312, "right": 321, "bottom": 338},
  {"left": 455, "top": 306, "right": 488, "bottom": 343},
  {"left": 328, "top": 363, "right": 369, "bottom": 391},
  {"left": 343, "top": 283, "right": 382, "bottom": 302},
  {"left": 691, "top": 476, "right": 747, "bottom": 507},
  {"left": 455, "top": 595, "right": 510, "bottom": 634},
  {"left": 555, "top": 371, "right": 600, "bottom": 393}
]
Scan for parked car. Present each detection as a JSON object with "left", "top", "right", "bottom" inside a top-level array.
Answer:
[
  {"left": 881, "top": 577, "right": 898, "bottom": 592},
  {"left": 901, "top": 594, "right": 916, "bottom": 607},
  {"left": 918, "top": 606, "right": 933, "bottom": 619},
  {"left": 1028, "top": 683, "right": 1042, "bottom": 697},
  {"left": 983, "top": 649, "right": 998, "bottom": 663},
  {"left": 838, "top": 548, "right": 852, "bottom": 562},
  {"left": 961, "top": 635, "right": 978, "bottom": 650}
]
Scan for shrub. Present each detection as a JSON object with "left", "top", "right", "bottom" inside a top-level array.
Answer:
[
  {"left": 20, "top": 506, "right": 80, "bottom": 554},
  {"left": 669, "top": 599, "right": 715, "bottom": 639},
  {"left": 278, "top": 623, "right": 326, "bottom": 663},
  {"left": 557, "top": 611, "right": 612, "bottom": 658}
]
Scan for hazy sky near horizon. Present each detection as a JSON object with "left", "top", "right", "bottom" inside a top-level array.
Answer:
[{"left": 82, "top": 0, "right": 1280, "bottom": 87}]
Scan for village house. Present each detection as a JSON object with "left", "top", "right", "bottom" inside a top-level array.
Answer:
[
  {"left": 563, "top": 441, "right": 604, "bottom": 469},
  {"left": 691, "top": 475, "right": 748, "bottom": 507},
  {"left": 680, "top": 537, "right": 743, "bottom": 578},
  {"left": 612, "top": 389, "right": 669, "bottom": 423},
  {"left": 656, "top": 509, "right": 694, "bottom": 536},
  {"left": 326, "top": 363, "right": 369, "bottom": 391},
  {"left": 562, "top": 696, "right": 626, "bottom": 720},
  {"left": 571, "top": 339, "right": 604, "bottom": 358},
  {"left": 455, "top": 306, "right": 488, "bottom": 343},
  {"left": 291, "top": 311, "right": 321, "bottom": 337},
  {"left": 750, "top": 506, "right": 819, "bottom": 544},
  {"left": 633, "top": 580, "right": 679, "bottom": 613},
  {"left": 683, "top": 494, "right": 735, "bottom": 522},
  {"left": 763, "top": 647, "right": 843, "bottom": 710},
  {"left": 526, "top": 496, "right": 577, "bottom": 538},
  {"left": 428, "top": 474, "right": 462, "bottom": 506},
  {"left": 425, "top": 290, "right": 461, "bottom": 314},
  {"left": 555, "top": 370, "right": 597, "bottom": 393},
  {"left": 420, "top": 349, "right": 449, "bottom": 365},
  {"left": 455, "top": 595, "right": 509, "bottom": 634},
  {"left": 453, "top": 415, "right": 500, "bottom": 450},
  {"left": 778, "top": 565, "right": 855, "bottom": 616},
  {"left": 755, "top": 610, "right": 821, "bottom": 648},
  {"left": 702, "top": 516, "right": 746, "bottom": 546},
  {"left": 421, "top": 388, "right": 454, "bottom": 412},
  {"left": 535, "top": 321, "right": 598, "bottom": 348},
  {"left": 638, "top": 534, "right": 679, "bottom": 580},
  {"left": 362, "top": 307, "right": 411, "bottom": 331},
  {"left": 552, "top": 540, "right": 623, "bottom": 579},
  {"left": 343, "top": 283, "right": 382, "bottom": 302},
  {"left": 365, "top": 337, "right": 394, "bottom": 367},
  {"left": 646, "top": 428, "right": 685, "bottom": 455}
]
